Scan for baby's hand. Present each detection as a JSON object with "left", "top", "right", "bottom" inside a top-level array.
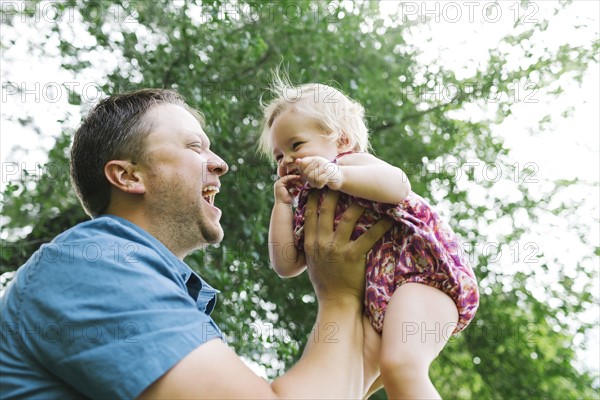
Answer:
[
  {"left": 296, "top": 156, "right": 343, "bottom": 190},
  {"left": 274, "top": 174, "right": 301, "bottom": 205}
]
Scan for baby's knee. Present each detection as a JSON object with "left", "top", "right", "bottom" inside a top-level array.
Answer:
[{"left": 380, "top": 349, "right": 429, "bottom": 381}]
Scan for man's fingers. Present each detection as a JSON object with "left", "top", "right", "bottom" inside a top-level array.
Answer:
[
  {"left": 317, "top": 190, "right": 340, "bottom": 236},
  {"left": 334, "top": 202, "right": 365, "bottom": 242},
  {"left": 352, "top": 218, "right": 393, "bottom": 255},
  {"left": 303, "top": 190, "right": 320, "bottom": 246}
]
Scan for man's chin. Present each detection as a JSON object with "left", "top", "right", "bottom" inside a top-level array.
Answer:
[
  {"left": 191, "top": 231, "right": 223, "bottom": 253},
  {"left": 202, "top": 226, "right": 224, "bottom": 245}
]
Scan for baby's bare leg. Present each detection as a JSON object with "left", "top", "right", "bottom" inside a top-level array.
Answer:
[{"left": 380, "top": 283, "right": 458, "bottom": 399}]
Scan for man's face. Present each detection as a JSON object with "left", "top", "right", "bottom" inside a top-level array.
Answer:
[{"left": 140, "top": 103, "right": 228, "bottom": 252}]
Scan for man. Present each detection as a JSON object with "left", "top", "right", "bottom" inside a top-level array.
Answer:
[{"left": 1, "top": 89, "right": 391, "bottom": 398}]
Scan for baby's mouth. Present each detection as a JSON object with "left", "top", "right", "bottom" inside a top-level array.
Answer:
[
  {"left": 285, "top": 167, "right": 300, "bottom": 176},
  {"left": 285, "top": 176, "right": 304, "bottom": 195}
]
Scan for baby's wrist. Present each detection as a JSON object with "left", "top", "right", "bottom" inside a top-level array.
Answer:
[
  {"left": 329, "top": 167, "right": 344, "bottom": 191},
  {"left": 274, "top": 199, "right": 294, "bottom": 207}
]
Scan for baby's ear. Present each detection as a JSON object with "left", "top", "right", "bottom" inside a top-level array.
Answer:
[{"left": 337, "top": 133, "right": 351, "bottom": 150}]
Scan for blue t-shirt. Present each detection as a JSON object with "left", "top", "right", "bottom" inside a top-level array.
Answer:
[{"left": 0, "top": 215, "right": 223, "bottom": 399}]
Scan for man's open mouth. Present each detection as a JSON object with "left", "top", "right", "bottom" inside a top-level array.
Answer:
[{"left": 202, "top": 185, "right": 219, "bottom": 205}]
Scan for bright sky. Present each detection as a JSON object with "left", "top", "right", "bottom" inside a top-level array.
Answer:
[{"left": 1, "top": 0, "right": 599, "bottom": 377}]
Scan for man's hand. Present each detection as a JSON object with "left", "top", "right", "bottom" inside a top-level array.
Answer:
[
  {"left": 303, "top": 189, "right": 393, "bottom": 302},
  {"left": 296, "top": 157, "right": 344, "bottom": 191}
]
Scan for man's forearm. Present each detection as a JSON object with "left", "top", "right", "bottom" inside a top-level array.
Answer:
[{"left": 271, "top": 297, "right": 364, "bottom": 398}]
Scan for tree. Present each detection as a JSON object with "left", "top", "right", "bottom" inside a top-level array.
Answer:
[{"left": 1, "top": 1, "right": 598, "bottom": 398}]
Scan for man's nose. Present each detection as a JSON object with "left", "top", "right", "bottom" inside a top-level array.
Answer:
[{"left": 206, "top": 158, "right": 229, "bottom": 176}]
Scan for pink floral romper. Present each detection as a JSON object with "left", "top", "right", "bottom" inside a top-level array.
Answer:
[{"left": 293, "top": 152, "right": 479, "bottom": 334}]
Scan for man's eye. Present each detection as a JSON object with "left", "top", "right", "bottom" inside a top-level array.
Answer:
[{"left": 292, "top": 142, "right": 303, "bottom": 149}]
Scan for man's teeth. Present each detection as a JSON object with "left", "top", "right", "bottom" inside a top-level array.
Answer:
[{"left": 202, "top": 185, "right": 219, "bottom": 205}]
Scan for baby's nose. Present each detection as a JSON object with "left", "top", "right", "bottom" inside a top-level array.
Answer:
[{"left": 282, "top": 155, "right": 295, "bottom": 170}]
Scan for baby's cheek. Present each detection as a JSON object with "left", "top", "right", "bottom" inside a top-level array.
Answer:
[{"left": 277, "top": 165, "right": 286, "bottom": 178}]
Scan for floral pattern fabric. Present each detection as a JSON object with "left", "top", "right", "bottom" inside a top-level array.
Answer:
[{"left": 293, "top": 153, "right": 479, "bottom": 334}]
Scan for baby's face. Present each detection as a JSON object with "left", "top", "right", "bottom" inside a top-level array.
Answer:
[{"left": 270, "top": 109, "right": 339, "bottom": 178}]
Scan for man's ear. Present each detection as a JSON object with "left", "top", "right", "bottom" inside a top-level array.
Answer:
[{"left": 104, "top": 160, "right": 145, "bottom": 194}]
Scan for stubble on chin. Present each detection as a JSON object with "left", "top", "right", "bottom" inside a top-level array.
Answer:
[
  {"left": 148, "top": 176, "right": 224, "bottom": 253},
  {"left": 173, "top": 199, "right": 225, "bottom": 251},
  {"left": 197, "top": 212, "right": 224, "bottom": 245}
]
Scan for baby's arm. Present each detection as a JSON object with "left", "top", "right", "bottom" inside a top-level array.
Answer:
[
  {"left": 296, "top": 153, "right": 411, "bottom": 204},
  {"left": 269, "top": 175, "right": 307, "bottom": 278}
]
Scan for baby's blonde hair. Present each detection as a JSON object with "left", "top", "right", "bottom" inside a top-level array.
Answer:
[{"left": 259, "top": 71, "right": 371, "bottom": 159}]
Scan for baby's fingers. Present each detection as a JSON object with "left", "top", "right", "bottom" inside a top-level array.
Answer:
[
  {"left": 296, "top": 157, "right": 323, "bottom": 174},
  {"left": 278, "top": 174, "right": 300, "bottom": 183},
  {"left": 295, "top": 157, "right": 313, "bottom": 170},
  {"left": 276, "top": 174, "right": 299, "bottom": 187}
]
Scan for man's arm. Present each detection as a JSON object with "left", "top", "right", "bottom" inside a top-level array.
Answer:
[
  {"left": 272, "top": 190, "right": 391, "bottom": 397},
  {"left": 137, "top": 339, "right": 276, "bottom": 399},
  {"left": 138, "top": 190, "right": 393, "bottom": 399},
  {"left": 363, "top": 315, "right": 383, "bottom": 398}
]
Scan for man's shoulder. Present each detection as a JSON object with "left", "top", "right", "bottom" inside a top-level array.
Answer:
[
  {"left": 54, "top": 214, "right": 149, "bottom": 245},
  {"left": 14, "top": 215, "right": 182, "bottom": 293},
  {"left": 52, "top": 214, "right": 181, "bottom": 262},
  {"left": 2, "top": 215, "right": 192, "bottom": 321}
]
